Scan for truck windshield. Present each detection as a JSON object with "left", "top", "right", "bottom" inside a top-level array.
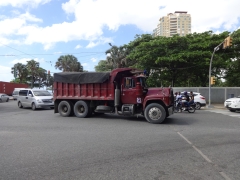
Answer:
[
  {"left": 138, "top": 77, "right": 147, "bottom": 87},
  {"left": 33, "top": 91, "right": 52, "bottom": 96}
]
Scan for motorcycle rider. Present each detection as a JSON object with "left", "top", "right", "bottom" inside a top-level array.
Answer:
[
  {"left": 176, "top": 92, "right": 182, "bottom": 112},
  {"left": 189, "top": 91, "right": 194, "bottom": 106},
  {"left": 182, "top": 91, "right": 190, "bottom": 110}
]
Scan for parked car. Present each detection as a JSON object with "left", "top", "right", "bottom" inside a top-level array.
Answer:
[
  {"left": 0, "top": 93, "right": 10, "bottom": 102},
  {"left": 180, "top": 92, "right": 206, "bottom": 110},
  {"left": 17, "top": 89, "right": 54, "bottom": 110},
  {"left": 224, "top": 96, "right": 240, "bottom": 112}
]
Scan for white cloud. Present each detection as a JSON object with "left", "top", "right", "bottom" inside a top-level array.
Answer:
[
  {"left": 86, "top": 42, "right": 98, "bottom": 48},
  {"left": 0, "top": 0, "right": 240, "bottom": 50},
  {"left": 0, "top": 65, "right": 12, "bottom": 82},
  {"left": 10, "top": 58, "right": 44, "bottom": 65},
  {"left": 11, "top": 58, "right": 29, "bottom": 65},
  {"left": 82, "top": 63, "right": 88, "bottom": 67},
  {"left": 91, "top": 58, "right": 97, "bottom": 62},
  {"left": 75, "top": 44, "right": 82, "bottom": 49},
  {"left": 0, "top": 0, "right": 51, "bottom": 8}
]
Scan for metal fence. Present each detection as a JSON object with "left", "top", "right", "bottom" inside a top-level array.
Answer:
[{"left": 172, "top": 87, "right": 240, "bottom": 103}]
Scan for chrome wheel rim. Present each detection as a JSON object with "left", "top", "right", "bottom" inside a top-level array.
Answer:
[{"left": 148, "top": 107, "right": 162, "bottom": 120}]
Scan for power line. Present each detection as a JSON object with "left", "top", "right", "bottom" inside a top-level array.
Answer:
[{"left": 0, "top": 42, "right": 37, "bottom": 59}]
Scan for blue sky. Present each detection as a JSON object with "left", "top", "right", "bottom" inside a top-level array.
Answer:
[{"left": 0, "top": 0, "right": 240, "bottom": 82}]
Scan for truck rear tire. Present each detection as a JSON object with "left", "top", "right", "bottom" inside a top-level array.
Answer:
[
  {"left": 58, "top": 101, "right": 72, "bottom": 117},
  {"left": 144, "top": 103, "right": 166, "bottom": 124},
  {"left": 74, "top": 101, "right": 89, "bottom": 118}
]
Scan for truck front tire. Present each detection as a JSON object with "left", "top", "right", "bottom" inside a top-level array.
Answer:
[
  {"left": 58, "top": 101, "right": 72, "bottom": 117},
  {"left": 144, "top": 103, "right": 166, "bottom": 124},
  {"left": 74, "top": 101, "right": 89, "bottom": 118}
]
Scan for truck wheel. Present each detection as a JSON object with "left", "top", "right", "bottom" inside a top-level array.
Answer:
[
  {"left": 144, "top": 103, "right": 166, "bottom": 124},
  {"left": 58, "top": 101, "right": 72, "bottom": 117},
  {"left": 74, "top": 101, "right": 89, "bottom": 118}
]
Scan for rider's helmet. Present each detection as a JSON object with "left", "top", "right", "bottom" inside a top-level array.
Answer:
[{"left": 184, "top": 91, "right": 187, "bottom": 95}]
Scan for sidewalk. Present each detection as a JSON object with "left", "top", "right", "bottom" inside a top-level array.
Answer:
[{"left": 202, "top": 104, "right": 225, "bottom": 109}]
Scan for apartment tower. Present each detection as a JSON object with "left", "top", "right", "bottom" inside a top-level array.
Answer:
[{"left": 153, "top": 11, "right": 191, "bottom": 37}]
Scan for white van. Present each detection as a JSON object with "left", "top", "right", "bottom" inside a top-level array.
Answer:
[
  {"left": 12, "top": 88, "right": 26, "bottom": 100},
  {"left": 17, "top": 89, "right": 54, "bottom": 110}
]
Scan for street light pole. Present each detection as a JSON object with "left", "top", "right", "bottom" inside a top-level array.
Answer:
[{"left": 208, "top": 42, "right": 224, "bottom": 108}]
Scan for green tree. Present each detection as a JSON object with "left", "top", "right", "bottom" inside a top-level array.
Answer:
[
  {"left": 223, "top": 29, "right": 240, "bottom": 86},
  {"left": 35, "top": 67, "right": 47, "bottom": 89},
  {"left": 127, "top": 31, "right": 234, "bottom": 87},
  {"left": 45, "top": 75, "right": 54, "bottom": 90},
  {"left": 55, "top": 55, "right": 83, "bottom": 72},
  {"left": 26, "top": 60, "right": 40, "bottom": 88},
  {"left": 94, "top": 60, "right": 112, "bottom": 72},
  {"left": 105, "top": 44, "right": 130, "bottom": 69},
  {"left": 11, "top": 63, "right": 28, "bottom": 83}
]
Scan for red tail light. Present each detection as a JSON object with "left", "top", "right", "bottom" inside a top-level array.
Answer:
[{"left": 200, "top": 97, "right": 205, "bottom": 99}]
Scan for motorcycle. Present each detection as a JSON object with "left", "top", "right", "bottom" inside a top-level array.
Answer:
[{"left": 174, "top": 100, "right": 196, "bottom": 113}]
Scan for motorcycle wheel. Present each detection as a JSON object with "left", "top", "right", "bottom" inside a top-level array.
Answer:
[{"left": 188, "top": 106, "right": 195, "bottom": 113}]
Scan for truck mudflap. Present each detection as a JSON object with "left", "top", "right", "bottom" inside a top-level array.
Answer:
[{"left": 168, "top": 106, "right": 174, "bottom": 115}]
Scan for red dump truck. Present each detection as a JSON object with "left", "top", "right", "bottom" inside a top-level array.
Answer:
[{"left": 53, "top": 68, "right": 174, "bottom": 124}]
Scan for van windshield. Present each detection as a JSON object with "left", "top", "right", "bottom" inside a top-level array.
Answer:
[{"left": 33, "top": 91, "right": 52, "bottom": 96}]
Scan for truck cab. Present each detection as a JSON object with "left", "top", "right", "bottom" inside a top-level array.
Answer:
[{"left": 121, "top": 76, "right": 147, "bottom": 104}]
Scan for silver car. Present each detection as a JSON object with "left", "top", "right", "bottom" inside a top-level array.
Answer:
[
  {"left": 0, "top": 93, "right": 10, "bottom": 102},
  {"left": 17, "top": 89, "right": 54, "bottom": 110}
]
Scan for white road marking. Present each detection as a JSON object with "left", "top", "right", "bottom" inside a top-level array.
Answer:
[
  {"left": 219, "top": 172, "right": 232, "bottom": 180},
  {"left": 177, "top": 132, "right": 231, "bottom": 180},
  {"left": 192, "top": 145, "right": 212, "bottom": 163},
  {"left": 177, "top": 132, "right": 192, "bottom": 145},
  {"left": 205, "top": 109, "right": 240, "bottom": 119}
]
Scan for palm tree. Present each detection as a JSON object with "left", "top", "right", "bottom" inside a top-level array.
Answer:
[
  {"left": 105, "top": 44, "right": 129, "bottom": 69},
  {"left": 94, "top": 60, "right": 112, "bottom": 72},
  {"left": 55, "top": 55, "right": 83, "bottom": 72},
  {"left": 26, "top": 60, "right": 40, "bottom": 88},
  {"left": 36, "top": 67, "right": 47, "bottom": 89},
  {"left": 11, "top": 63, "right": 28, "bottom": 83}
]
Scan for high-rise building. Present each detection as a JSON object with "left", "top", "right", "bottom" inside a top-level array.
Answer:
[{"left": 153, "top": 11, "right": 191, "bottom": 37}]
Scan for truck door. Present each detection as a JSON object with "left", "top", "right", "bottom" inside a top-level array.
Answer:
[{"left": 121, "top": 77, "right": 140, "bottom": 104}]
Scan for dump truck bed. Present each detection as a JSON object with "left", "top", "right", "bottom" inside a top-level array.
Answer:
[{"left": 53, "top": 71, "right": 115, "bottom": 101}]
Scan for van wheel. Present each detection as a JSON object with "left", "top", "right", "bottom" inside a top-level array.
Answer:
[
  {"left": 6, "top": 98, "right": 9, "bottom": 102},
  {"left": 144, "top": 103, "right": 166, "bottom": 124},
  {"left": 18, "top": 101, "right": 23, "bottom": 108},
  {"left": 74, "top": 101, "right": 89, "bottom": 118},
  {"left": 58, "top": 101, "right": 72, "bottom": 117},
  {"left": 32, "top": 103, "right": 36, "bottom": 111}
]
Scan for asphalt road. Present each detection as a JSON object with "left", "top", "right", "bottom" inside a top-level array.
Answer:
[{"left": 0, "top": 101, "right": 239, "bottom": 180}]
